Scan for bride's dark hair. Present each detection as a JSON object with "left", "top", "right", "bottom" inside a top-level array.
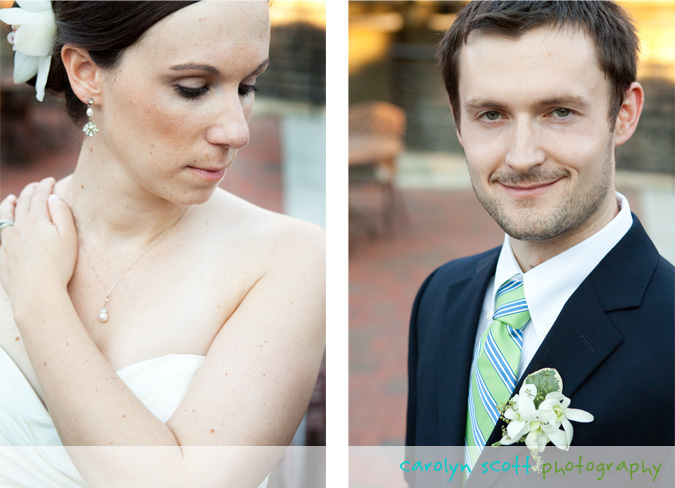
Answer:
[{"left": 45, "top": 1, "right": 199, "bottom": 124}]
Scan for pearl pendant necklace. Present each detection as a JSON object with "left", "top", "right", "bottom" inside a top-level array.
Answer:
[
  {"left": 99, "top": 298, "right": 110, "bottom": 322},
  {"left": 70, "top": 183, "right": 184, "bottom": 324},
  {"left": 84, "top": 228, "right": 173, "bottom": 324}
]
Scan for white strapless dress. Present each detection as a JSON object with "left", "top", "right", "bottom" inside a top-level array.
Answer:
[{"left": 0, "top": 347, "right": 269, "bottom": 488}]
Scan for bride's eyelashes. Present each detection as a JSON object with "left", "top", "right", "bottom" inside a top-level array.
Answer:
[
  {"left": 174, "top": 84, "right": 258, "bottom": 100},
  {"left": 175, "top": 85, "right": 209, "bottom": 99},
  {"left": 238, "top": 84, "right": 257, "bottom": 97}
]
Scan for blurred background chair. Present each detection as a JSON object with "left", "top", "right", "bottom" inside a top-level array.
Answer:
[{"left": 349, "top": 101, "right": 407, "bottom": 235}]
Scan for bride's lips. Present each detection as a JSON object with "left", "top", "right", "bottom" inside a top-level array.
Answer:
[
  {"left": 498, "top": 179, "right": 562, "bottom": 197},
  {"left": 188, "top": 166, "right": 226, "bottom": 182}
]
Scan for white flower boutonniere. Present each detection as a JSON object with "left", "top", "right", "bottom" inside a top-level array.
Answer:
[
  {"left": 493, "top": 368, "right": 594, "bottom": 471},
  {"left": 0, "top": 0, "right": 56, "bottom": 101}
]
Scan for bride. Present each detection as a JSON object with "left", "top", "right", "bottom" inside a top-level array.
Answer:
[{"left": 0, "top": 1, "right": 325, "bottom": 487}]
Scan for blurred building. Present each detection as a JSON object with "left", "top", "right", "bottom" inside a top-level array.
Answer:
[{"left": 262, "top": 2, "right": 326, "bottom": 106}]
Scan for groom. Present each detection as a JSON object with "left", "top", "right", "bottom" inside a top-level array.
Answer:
[{"left": 406, "top": 0, "right": 674, "bottom": 474}]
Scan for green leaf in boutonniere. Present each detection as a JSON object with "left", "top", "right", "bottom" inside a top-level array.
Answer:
[{"left": 524, "top": 368, "right": 563, "bottom": 408}]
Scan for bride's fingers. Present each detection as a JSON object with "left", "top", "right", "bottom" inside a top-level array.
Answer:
[
  {"left": 0, "top": 194, "right": 17, "bottom": 221},
  {"left": 0, "top": 194, "right": 17, "bottom": 244},
  {"left": 14, "top": 182, "right": 38, "bottom": 221},
  {"left": 29, "top": 177, "right": 56, "bottom": 221},
  {"left": 47, "top": 194, "right": 75, "bottom": 237}
]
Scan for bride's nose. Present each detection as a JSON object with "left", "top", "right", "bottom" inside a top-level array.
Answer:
[{"left": 205, "top": 93, "right": 250, "bottom": 149}]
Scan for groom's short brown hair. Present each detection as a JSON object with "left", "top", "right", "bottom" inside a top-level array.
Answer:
[{"left": 437, "top": 0, "right": 640, "bottom": 128}]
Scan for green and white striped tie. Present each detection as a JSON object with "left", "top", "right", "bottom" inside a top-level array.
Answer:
[{"left": 465, "top": 275, "right": 530, "bottom": 469}]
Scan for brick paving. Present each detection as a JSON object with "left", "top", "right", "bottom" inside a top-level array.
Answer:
[
  {"left": 349, "top": 185, "right": 641, "bottom": 446},
  {"left": 221, "top": 114, "right": 284, "bottom": 213},
  {"left": 349, "top": 188, "right": 502, "bottom": 446}
]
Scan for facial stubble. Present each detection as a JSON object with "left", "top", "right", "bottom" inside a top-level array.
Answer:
[{"left": 470, "top": 142, "right": 615, "bottom": 241}]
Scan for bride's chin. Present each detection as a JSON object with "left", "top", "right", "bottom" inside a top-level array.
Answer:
[{"left": 169, "top": 186, "right": 220, "bottom": 206}]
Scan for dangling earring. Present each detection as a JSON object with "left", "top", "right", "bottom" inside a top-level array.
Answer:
[{"left": 82, "top": 98, "right": 99, "bottom": 137}]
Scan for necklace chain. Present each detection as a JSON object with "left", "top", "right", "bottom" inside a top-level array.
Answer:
[
  {"left": 78, "top": 231, "right": 169, "bottom": 322},
  {"left": 69, "top": 183, "right": 184, "bottom": 323}
]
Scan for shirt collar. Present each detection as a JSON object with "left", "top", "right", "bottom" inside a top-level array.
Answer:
[{"left": 493, "top": 192, "right": 633, "bottom": 339}]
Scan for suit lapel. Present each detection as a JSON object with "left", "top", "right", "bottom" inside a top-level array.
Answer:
[
  {"left": 437, "top": 250, "right": 499, "bottom": 445},
  {"left": 484, "top": 215, "right": 659, "bottom": 447},
  {"left": 484, "top": 280, "right": 624, "bottom": 446}
]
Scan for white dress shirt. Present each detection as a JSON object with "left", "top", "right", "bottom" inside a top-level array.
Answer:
[{"left": 470, "top": 192, "right": 634, "bottom": 380}]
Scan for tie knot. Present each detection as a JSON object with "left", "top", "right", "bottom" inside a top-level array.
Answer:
[{"left": 492, "top": 277, "right": 530, "bottom": 330}]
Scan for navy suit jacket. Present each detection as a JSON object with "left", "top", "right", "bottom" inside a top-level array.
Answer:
[{"left": 406, "top": 215, "right": 674, "bottom": 448}]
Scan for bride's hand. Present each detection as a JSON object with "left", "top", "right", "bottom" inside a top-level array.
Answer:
[{"left": 0, "top": 178, "right": 78, "bottom": 312}]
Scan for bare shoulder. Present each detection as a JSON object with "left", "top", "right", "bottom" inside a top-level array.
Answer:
[{"left": 201, "top": 188, "right": 325, "bottom": 269}]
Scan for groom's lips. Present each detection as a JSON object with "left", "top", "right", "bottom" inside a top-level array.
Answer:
[{"left": 499, "top": 179, "right": 562, "bottom": 198}]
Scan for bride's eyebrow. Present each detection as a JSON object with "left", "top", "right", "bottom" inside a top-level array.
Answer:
[
  {"left": 170, "top": 63, "right": 220, "bottom": 75},
  {"left": 169, "top": 59, "right": 270, "bottom": 77},
  {"left": 250, "top": 59, "right": 270, "bottom": 76}
]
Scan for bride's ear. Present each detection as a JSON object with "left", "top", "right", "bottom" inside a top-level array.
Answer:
[{"left": 61, "top": 45, "right": 103, "bottom": 101}]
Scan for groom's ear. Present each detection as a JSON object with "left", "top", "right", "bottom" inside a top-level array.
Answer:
[{"left": 61, "top": 45, "right": 103, "bottom": 101}]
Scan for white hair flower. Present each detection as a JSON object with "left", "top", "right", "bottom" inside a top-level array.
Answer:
[{"left": 0, "top": 0, "right": 56, "bottom": 101}]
